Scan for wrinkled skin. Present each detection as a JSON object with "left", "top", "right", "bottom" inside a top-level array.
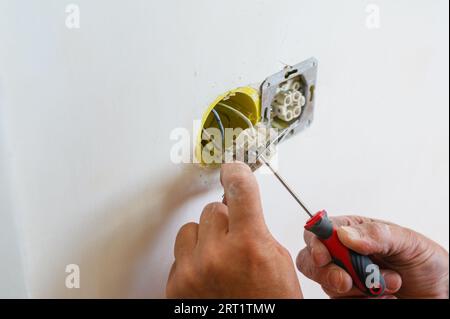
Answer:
[
  {"left": 167, "top": 162, "right": 449, "bottom": 299},
  {"left": 297, "top": 216, "right": 449, "bottom": 299}
]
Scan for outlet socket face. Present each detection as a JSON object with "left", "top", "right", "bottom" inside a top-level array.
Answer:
[{"left": 260, "top": 57, "right": 318, "bottom": 136}]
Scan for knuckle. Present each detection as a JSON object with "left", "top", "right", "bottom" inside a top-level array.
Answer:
[
  {"left": 200, "top": 202, "right": 228, "bottom": 225},
  {"left": 366, "top": 222, "right": 389, "bottom": 239},
  {"left": 179, "top": 222, "right": 197, "bottom": 232},
  {"left": 200, "top": 205, "right": 215, "bottom": 223},
  {"left": 333, "top": 215, "right": 355, "bottom": 227},
  {"left": 201, "top": 202, "right": 217, "bottom": 216},
  {"left": 228, "top": 161, "right": 252, "bottom": 174},
  {"left": 278, "top": 245, "right": 292, "bottom": 258},
  {"left": 396, "top": 226, "right": 419, "bottom": 255},
  {"left": 235, "top": 234, "right": 266, "bottom": 260},
  {"left": 227, "top": 170, "right": 254, "bottom": 191},
  {"left": 241, "top": 238, "right": 285, "bottom": 269},
  {"left": 296, "top": 249, "right": 306, "bottom": 267},
  {"left": 236, "top": 231, "right": 261, "bottom": 251},
  {"left": 244, "top": 247, "right": 269, "bottom": 268},
  {"left": 201, "top": 202, "right": 226, "bottom": 216},
  {"left": 332, "top": 215, "right": 374, "bottom": 227},
  {"left": 176, "top": 222, "right": 197, "bottom": 241},
  {"left": 310, "top": 236, "right": 321, "bottom": 249},
  {"left": 296, "top": 249, "right": 311, "bottom": 275},
  {"left": 303, "top": 230, "right": 310, "bottom": 244}
]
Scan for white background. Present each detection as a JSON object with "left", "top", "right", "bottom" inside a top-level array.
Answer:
[{"left": 0, "top": 0, "right": 448, "bottom": 298}]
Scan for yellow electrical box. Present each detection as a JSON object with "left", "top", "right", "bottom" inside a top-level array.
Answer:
[{"left": 195, "top": 86, "right": 260, "bottom": 165}]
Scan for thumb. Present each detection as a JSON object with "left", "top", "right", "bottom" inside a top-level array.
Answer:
[
  {"left": 337, "top": 222, "right": 413, "bottom": 257},
  {"left": 220, "top": 161, "right": 267, "bottom": 233}
]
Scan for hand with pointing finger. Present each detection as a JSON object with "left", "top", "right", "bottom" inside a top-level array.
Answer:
[
  {"left": 297, "top": 216, "right": 449, "bottom": 299},
  {"left": 166, "top": 162, "right": 302, "bottom": 298}
]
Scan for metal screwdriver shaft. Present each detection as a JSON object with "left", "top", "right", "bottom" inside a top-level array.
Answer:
[
  {"left": 259, "top": 157, "right": 313, "bottom": 218},
  {"left": 202, "top": 126, "right": 313, "bottom": 218}
]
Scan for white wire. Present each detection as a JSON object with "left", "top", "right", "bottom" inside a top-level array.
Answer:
[
  {"left": 216, "top": 102, "right": 254, "bottom": 130},
  {"left": 203, "top": 102, "right": 255, "bottom": 162}
]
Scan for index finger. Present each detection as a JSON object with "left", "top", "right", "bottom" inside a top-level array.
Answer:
[
  {"left": 303, "top": 216, "right": 354, "bottom": 247},
  {"left": 302, "top": 215, "right": 375, "bottom": 265},
  {"left": 220, "top": 162, "right": 267, "bottom": 233},
  {"left": 304, "top": 215, "right": 384, "bottom": 246}
]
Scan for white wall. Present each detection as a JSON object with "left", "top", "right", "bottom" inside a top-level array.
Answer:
[
  {"left": 0, "top": 0, "right": 448, "bottom": 298},
  {"left": 0, "top": 101, "right": 27, "bottom": 298}
]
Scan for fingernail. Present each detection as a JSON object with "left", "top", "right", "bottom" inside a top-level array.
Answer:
[
  {"left": 384, "top": 273, "right": 401, "bottom": 292},
  {"left": 327, "top": 269, "right": 344, "bottom": 293},
  {"left": 340, "top": 226, "right": 361, "bottom": 241}
]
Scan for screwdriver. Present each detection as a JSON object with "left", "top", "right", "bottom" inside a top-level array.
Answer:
[
  {"left": 260, "top": 157, "right": 386, "bottom": 297},
  {"left": 204, "top": 126, "right": 385, "bottom": 296}
]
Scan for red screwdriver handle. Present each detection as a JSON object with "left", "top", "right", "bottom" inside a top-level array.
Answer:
[{"left": 304, "top": 210, "right": 385, "bottom": 297}]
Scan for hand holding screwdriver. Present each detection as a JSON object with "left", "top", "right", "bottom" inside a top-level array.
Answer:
[
  {"left": 261, "top": 158, "right": 386, "bottom": 296},
  {"left": 260, "top": 153, "right": 448, "bottom": 298},
  {"left": 168, "top": 162, "right": 449, "bottom": 299},
  {"left": 297, "top": 215, "right": 449, "bottom": 298}
]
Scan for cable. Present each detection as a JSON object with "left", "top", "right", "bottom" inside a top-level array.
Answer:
[
  {"left": 216, "top": 102, "right": 254, "bottom": 130},
  {"left": 211, "top": 108, "right": 225, "bottom": 146},
  {"left": 202, "top": 128, "right": 221, "bottom": 151},
  {"left": 204, "top": 102, "right": 255, "bottom": 161}
]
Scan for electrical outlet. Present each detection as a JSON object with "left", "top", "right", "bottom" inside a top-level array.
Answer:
[
  {"left": 260, "top": 58, "right": 318, "bottom": 134},
  {"left": 196, "top": 57, "right": 318, "bottom": 165}
]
